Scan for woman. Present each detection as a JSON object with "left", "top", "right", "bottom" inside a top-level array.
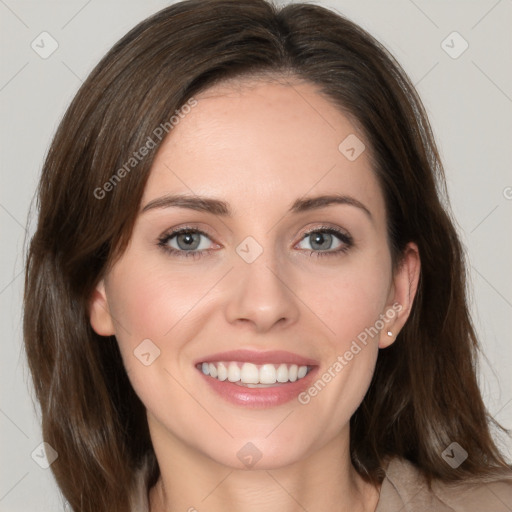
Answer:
[{"left": 23, "top": 0, "right": 512, "bottom": 511}]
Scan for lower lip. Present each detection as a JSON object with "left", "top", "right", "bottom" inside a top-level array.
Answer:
[{"left": 197, "top": 367, "right": 318, "bottom": 408}]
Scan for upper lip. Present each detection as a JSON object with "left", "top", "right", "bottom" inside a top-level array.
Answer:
[{"left": 195, "top": 349, "right": 319, "bottom": 366}]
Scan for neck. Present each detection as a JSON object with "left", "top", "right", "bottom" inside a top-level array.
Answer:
[{"left": 148, "top": 418, "right": 380, "bottom": 512}]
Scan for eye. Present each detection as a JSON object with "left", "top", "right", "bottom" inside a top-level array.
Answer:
[
  {"left": 296, "top": 227, "right": 353, "bottom": 257},
  {"left": 157, "top": 228, "right": 216, "bottom": 258},
  {"left": 157, "top": 225, "right": 353, "bottom": 259}
]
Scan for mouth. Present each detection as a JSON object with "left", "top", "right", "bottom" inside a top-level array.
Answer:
[
  {"left": 194, "top": 350, "right": 319, "bottom": 408},
  {"left": 196, "top": 361, "right": 313, "bottom": 387}
]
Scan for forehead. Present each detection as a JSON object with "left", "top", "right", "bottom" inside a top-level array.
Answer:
[{"left": 142, "top": 78, "right": 385, "bottom": 224}]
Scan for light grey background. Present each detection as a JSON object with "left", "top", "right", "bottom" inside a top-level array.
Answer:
[{"left": 1, "top": 1, "right": 511, "bottom": 510}]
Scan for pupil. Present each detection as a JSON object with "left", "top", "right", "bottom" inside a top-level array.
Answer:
[
  {"left": 311, "top": 232, "right": 331, "bottom": 250},
  {"left": 177, "top": 232, "right": 199, "bottom": 250}
]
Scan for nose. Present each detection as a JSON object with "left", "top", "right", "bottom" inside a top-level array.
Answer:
[{"left": 224, "top": 249, "right": 301, "bottom": 333}]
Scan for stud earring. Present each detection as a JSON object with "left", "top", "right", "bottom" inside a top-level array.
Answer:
[{"left": 387, "top": 331, "right": 393, "bottom": 337}]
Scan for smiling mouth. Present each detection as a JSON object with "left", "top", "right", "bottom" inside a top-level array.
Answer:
[{"left": 196, "top": 361, "right": 313, "bottom": 387}]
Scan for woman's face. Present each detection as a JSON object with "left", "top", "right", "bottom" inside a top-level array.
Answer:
[{"left": 90, "top": 78, "right": 418, "bottom": 470}]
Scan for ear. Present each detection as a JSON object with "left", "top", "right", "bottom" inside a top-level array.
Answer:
[
  {"left": 379, "top": 242, "right": 421, "bottom": 348},
  {"left": 89, "top": 279, "right": 116, "bottom": 336}
]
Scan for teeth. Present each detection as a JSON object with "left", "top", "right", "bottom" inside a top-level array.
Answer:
[
  {"left": 227, "top": 362, "right": 241, "bottom": 382},
  {"left": 276, "top": 363, "right": 289, "bottom": 383},
  {"left": 259, "top": 364, "right": 276, "bottom": 384},
  {"left": 199, "top": 361, "right": 310, "bottom": 384},
  {"left": 240, "top": 363, "right": 259, "bottom": 384},
  {"left": 217, "top": 362, "right": 228, "bottom": 381}
]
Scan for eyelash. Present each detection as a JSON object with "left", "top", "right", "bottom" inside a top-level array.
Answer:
[{"left": 157, "top": 225, "right": 354, "bottom": 259}]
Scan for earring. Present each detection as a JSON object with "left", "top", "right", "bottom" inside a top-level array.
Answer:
[{"left": 387, "top": 331, "right": 393, "bottom": 337}]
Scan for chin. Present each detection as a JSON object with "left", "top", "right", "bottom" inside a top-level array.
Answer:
[{"left": 200, "top": 436, "right": 313, "bottom": 471}]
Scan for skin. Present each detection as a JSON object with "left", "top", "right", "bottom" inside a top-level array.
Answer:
[{"left": 89, "top": 77, "right": 420, "bottom": 512}]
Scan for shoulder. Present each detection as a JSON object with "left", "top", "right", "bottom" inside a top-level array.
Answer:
[{"left": 376, "top": 457, "right": 512, "bottom": 512}]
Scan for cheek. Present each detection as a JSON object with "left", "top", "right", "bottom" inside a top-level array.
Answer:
[
  {"left": 104, "top": 263, "right": 197, "bottom": 420},
  {"left": 295, "top": 267, "right": 388, "bottom": 440},
  {"left": 106, "top": 254, "right": 220, "bottom": 346},
  {"left": 275, "top": 249, "right": 391, "bottom": 404},
  {"left": 104, "top": 254, "right": 226, "bottom": 396},
  {"left": 305, "top": 251, "right": 392, "bottom": 348}
]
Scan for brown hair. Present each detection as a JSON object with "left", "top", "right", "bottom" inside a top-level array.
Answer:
[{"left": 23, "top": 0, "right": 511, "bottom": 510}]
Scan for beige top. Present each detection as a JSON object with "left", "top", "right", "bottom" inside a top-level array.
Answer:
[
  {"left": 375, "top": 458, "right": 512, "bottom": 511},
  {"left": 131, "top": 457, "right": 512, "bottom": 511}
]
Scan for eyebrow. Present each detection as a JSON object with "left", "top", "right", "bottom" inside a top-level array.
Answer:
[{"left": 141, "top": 193, "right": 372, "bottom": 219}]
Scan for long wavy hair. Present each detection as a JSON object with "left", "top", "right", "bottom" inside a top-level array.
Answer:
[{"left": 23, "top": 0, "right": 511, "bottom": 510}]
